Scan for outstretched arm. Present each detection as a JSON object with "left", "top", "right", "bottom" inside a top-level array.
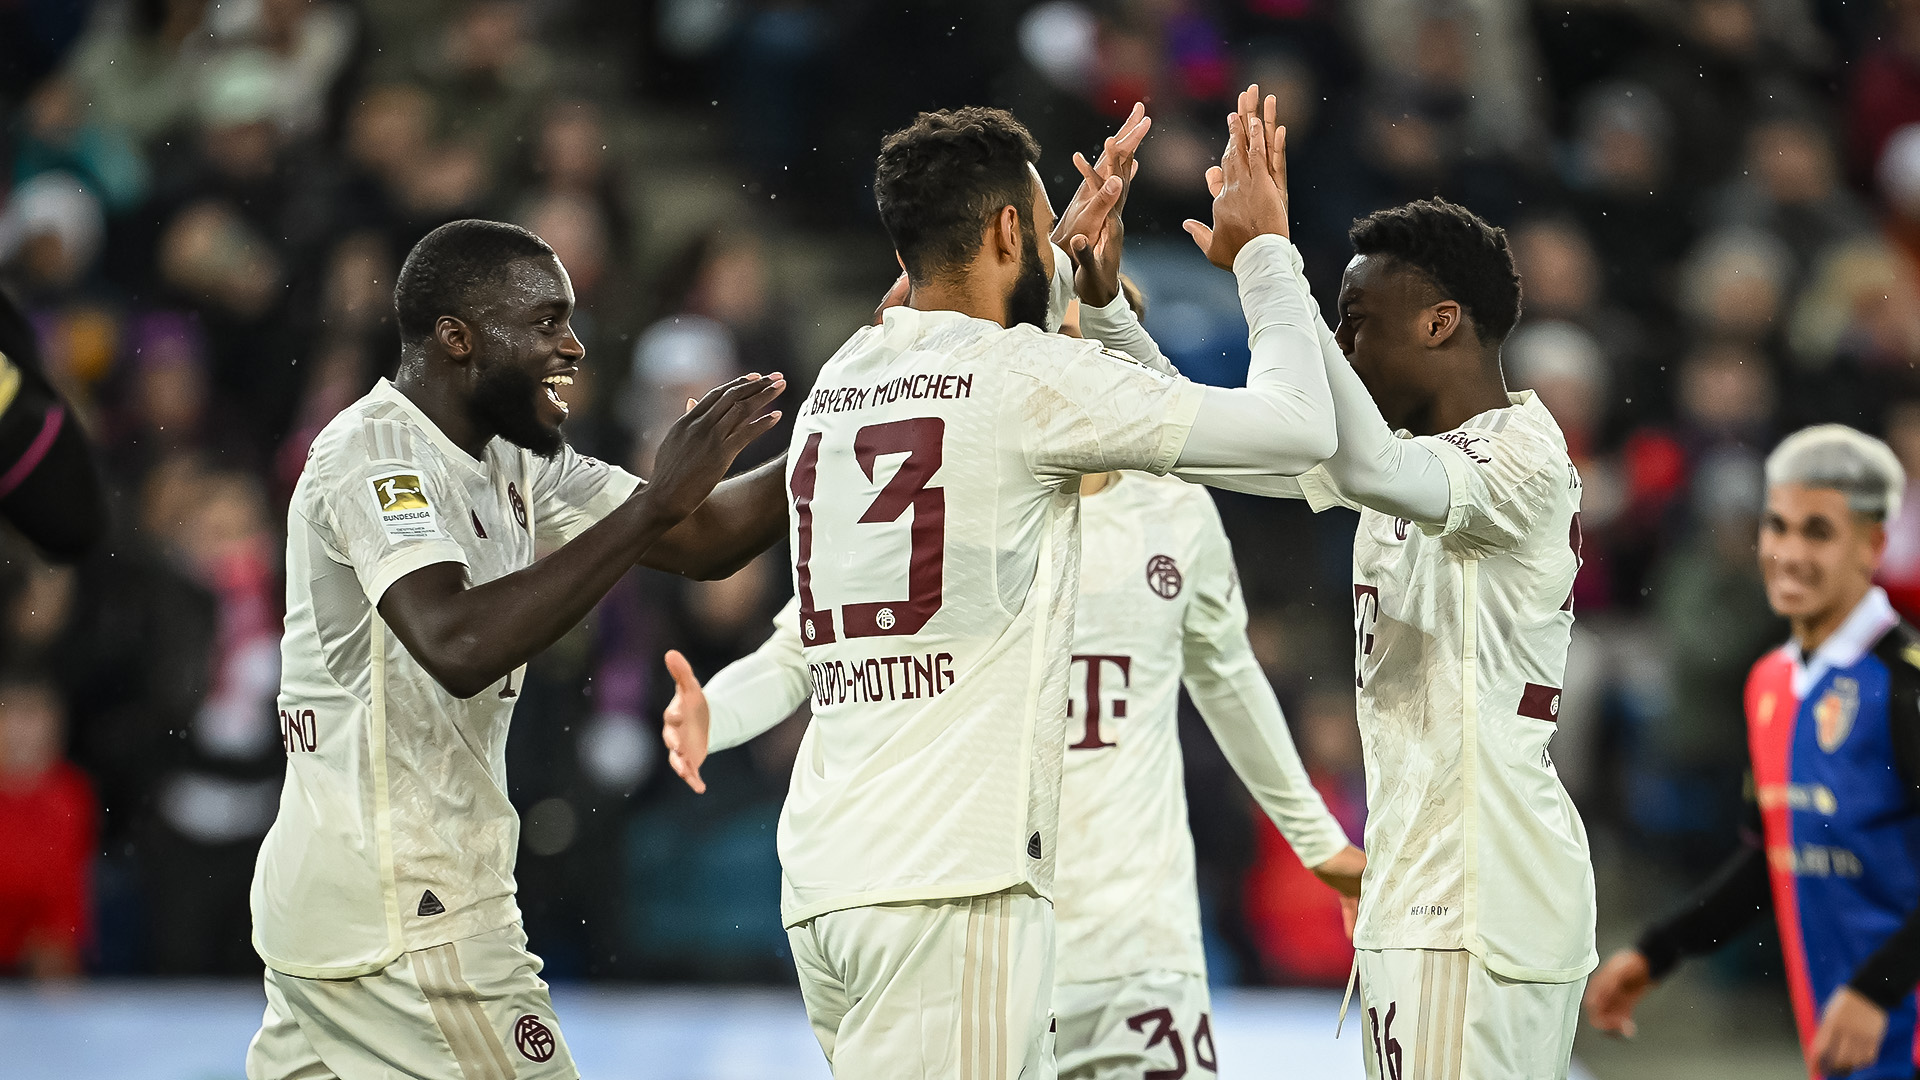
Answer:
[
  {"left": 1168, "top": 88, "right": 1336, "bottom": 477},
  {"left": 380, "top": 375, "right": 783, "bottom": 698},
  {"left": 1180, "top": 505, "right": 1360, "bottom": 899},
  {"left": 661, "top": 598, "right": 810, "bottom": 793},
  {"left": 639, "top": 455, "right": 790, "bottom": 580},
  {"left": 1585, "top": 832, "right": 1770, "bottom": 1038}
]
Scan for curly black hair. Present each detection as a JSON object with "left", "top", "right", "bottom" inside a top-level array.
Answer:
[
  {"left": 1349, "top": 198, "right": 1522, "bottom": 346},
  {"left": 874, "top": 107, "right": 1042, "bottom": 282},
  {"left": 394, "top": 219, "right": 556, "bottom": 341}
]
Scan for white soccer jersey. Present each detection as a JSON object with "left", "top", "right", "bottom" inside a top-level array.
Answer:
[
  {"left": 706, "top": 471, "right": 1350, "bottom": 980},
  {"left": 1055, "top": 471, "right": 1346, "bottom": 985},
  {"left": 251, "top": 378, "right": 640, "bottom": 978},
  {"left": 776, "top": 307, "right": 1206, "bottom": 926},
  {"left": 1293, "top": 391, "right": 1596, "bottom": 982}
]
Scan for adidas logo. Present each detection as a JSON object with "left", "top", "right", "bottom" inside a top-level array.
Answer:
[
  {"left": 418, "top": 890, "right": 446, "bottom": 917},
  {"left": 1027, "top": 832, "right": 1043, "bottom": 859}
]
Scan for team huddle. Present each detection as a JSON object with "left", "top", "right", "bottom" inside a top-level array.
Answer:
[{"left": 238, "top": 82, "right": 1920, "bottom": 1080}]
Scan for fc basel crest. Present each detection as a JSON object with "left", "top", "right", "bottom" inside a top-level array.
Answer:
[{"left": 1815, "top": 677, "right": 1860, "bottom": 753}]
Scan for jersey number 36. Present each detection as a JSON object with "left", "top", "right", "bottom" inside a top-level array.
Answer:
[{"left": 791, "top": 418, "right": 946, "bottom": 645}]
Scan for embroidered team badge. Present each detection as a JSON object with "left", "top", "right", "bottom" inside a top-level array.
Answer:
[
  {"left": 507, "top": 481, "right": 528, "bottom": 530},
  {"left": 368, "top": 473, "right": 443, "bottom": 541},
  {"left": 1146, "top": 554, "right": 1182, "bottom": 599},
  {"left": 1815, "top": 677, "right": 1860, "bottom": 753},
  {"left": 513, "top": 1014, "right": 556, "bottom": 1062}
]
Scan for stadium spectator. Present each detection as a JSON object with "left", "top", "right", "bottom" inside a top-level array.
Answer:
[{"left": 0, "top": 675, "right": 95, "bottom": 977}]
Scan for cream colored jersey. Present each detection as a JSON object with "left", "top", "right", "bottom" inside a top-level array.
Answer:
[
  {"left": 708, "top": 471, "right": 1350, "bottom": 978},
  {"left": 776, "top": 307, "right": 1206, "bottom": 926},
  {"left": 1294, "top": 391, "right": 1596, "bottom": 982},
  {"left": 1055, "top": 471, "right": 1346, "bottom": 985},
  {"left": 251, "top": 378, "right": 640, "bottom": 978}
]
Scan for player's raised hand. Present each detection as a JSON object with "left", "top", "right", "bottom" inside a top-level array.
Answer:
[
  {"left": 645, "top": 372, "right": 785, "bottom": 524},
  {"left": 1052, "top": 102, "right": 1151, "bottom": 254},
  {"left": 661, "top": 649, "right": 712, "bottom": 794},
  {"left": 1812, "top": 986, "right": 1888, "bottom": 1076},
  {"left": 1184, "top": 84, "right": 1291, "bottom": 270},
  {"left": 1582, "top": 948, "right": 1655, "bottom": 1038}
]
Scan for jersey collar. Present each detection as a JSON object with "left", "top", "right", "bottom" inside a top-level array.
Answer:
[
  {"left": 368, "top": 378, "right": 491, "bottom": 476},
  {"left": 1786, "top": 586, "right": 1898, "bottom": 699}
]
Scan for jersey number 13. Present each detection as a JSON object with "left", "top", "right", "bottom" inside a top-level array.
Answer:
[{"left": 791, "top": 418, "right": 946, "bottom": 645}]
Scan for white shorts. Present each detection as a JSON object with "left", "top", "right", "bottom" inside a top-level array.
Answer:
[
  {"left": 1354, "top": 948, "right": 1582, "bottom": 1080},
  {"left": 787, "top": 887, "right": 1056, "bottom": 1080},
  {"left": 245, "top": 924, "right": 577, "bottom": 1080},
  {"left": 1054, "top": 969, "right": 1216, "bottom": 1080}
]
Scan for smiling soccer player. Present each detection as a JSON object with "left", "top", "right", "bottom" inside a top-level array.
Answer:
[{"left": 244, "top": 219, "right": 786, "bottom": 1080}]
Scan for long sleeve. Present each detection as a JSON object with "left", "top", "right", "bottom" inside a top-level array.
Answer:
[
  {"left": 1312, "top": 327, "right": 1453, "bottom": 524},
  {"left": 704, "top": 598, "right": 812, "bottom": 753},
  {"left": 1180, "top": 495, "right": 1352, "bottom": 868},
  {"left": 1169, "top": 234, "right": 1337, "bottom": 477},
  {"left": 1077, "top": 290, "right": 1173, "bottom": 375},
  {"left": 1848, "top": 665, "right": 1920, "bottom": 1007},
  {"left": 1635, "top": 833, "right": 1772, "bottom": 980}
]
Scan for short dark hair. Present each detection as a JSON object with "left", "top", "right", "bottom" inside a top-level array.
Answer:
[
  {"left": 1349, "top": 198, "right": 1522, "bottom": 345},
  {"left": 394, "top": 219, "right": 555, "bottom": 340},
  {"left": 874, "top": 107, "right": 1041, "bottom": 281}
]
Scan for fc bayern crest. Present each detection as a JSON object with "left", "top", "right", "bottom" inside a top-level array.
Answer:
[
  {"left": 1815, "top": 677, "right": 1860, "bottom": 753},
  {"left": 513, "top": 1014, "right": 556, "bottom": 1062},
  {"left": 507, "top": 481, "right": 528, "bottom": 530},
  {"left": 1146, "top": 554, "right": 1182, "bottom": 599}
]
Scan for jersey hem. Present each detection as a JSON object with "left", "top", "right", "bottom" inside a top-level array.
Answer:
[
  {"left": 364, "top": 544, "right": 468, "bottom": 607},
  {"left": 1478, "top": 947, "right": 1600, "bottom": 984},
  {"left": 780, "top": 872, "right": 1044, "bottom": 928},
  {"left": 253, "top": 940, "right": 403, "bottom": 981}
]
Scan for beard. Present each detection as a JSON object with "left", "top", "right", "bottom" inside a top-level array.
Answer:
[
  {"left": 1006, "top": 222, "right": 1051, "bottom": 330},
  {"left": 471, "top": 358, "right": 564, "bottom": 459}
]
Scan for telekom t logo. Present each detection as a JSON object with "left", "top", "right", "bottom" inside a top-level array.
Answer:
[{"left": 1068, "top": 654, "right": 1131, "bottom": 750}]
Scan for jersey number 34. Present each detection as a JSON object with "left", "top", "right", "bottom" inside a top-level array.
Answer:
[{"left": 791, "top": 418, "right": 945, "bottom": 645}]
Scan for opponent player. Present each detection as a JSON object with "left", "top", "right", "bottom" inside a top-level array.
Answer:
[
  {"left": 753, "top": 90, "right": 1342, "bottom": 1077},
  {"left": 244, "top": 219, "right": 785, "bottom": 1080},
  {"left": 1585, "top": 426, "right": 1920, "bottom": 1080},
  {"left": 1181, "top": 190, "right": 1596, "bottom": 1076},
  {"left": 0, "top": 286, "right": 105, "bottom": 561}
]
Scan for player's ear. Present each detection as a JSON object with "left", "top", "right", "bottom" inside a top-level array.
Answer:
[
  {"left": 991, "top": 205, "right": 1022, "bottom": 264},
  {"left": 1423, "top": 301, "right": 1463, "bottom": 349},
  {"left": 434, "top": 315, "right": 473, "bottom": 362}
]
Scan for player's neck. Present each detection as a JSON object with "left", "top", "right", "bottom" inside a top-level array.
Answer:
[
  {"left": 1793, "top": 582, "right": 1874, "bottom": 657},
  {"left": 908, "top": 278, "right": 1009, "bottom": 328},
  {"left": 394, "top": 364, "right": 491, "bottom": 461},
  {"left": 1413, "top": 367, "right": 1511, "bottom": 436}
]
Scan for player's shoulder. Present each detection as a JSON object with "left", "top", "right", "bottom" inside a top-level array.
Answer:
[
  {"left": 1869, "top": 620, "right": 1920, "bottom": 685},
  {"left": 998, "top": 321, "right": 1148, "bottom": 370},
  {"left": 306, "top": 386, "right": 435, "bottom": 479},
  {"left": 1446, "top": 397, "right": 1568, "bottom": 464},
  {"left": 1745, "top": 643, "right": 1798, "bottom": 693}
]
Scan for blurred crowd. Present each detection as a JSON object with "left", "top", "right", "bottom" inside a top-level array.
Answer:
[{"left": 0, "top": 0, "right": 1914, "bottom": 991}]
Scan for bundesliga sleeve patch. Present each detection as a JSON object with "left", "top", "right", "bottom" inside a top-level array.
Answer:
[{"left": 368, "top": 473, "right": 443, "bottom": 541}]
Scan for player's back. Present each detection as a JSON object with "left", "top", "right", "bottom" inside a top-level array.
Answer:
[{"left": 777, "top": 305, "right": 1201, "bottom": 927}]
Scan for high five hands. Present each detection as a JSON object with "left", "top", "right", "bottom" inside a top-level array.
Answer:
[
  {"left": 1185, "top": 84, "right": 1291, "bottom": 270},
  {"left": 1054, "top": 102, "right": 1151, "bottom": 309}
]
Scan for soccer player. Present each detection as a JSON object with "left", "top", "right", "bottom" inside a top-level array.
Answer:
[
  {"left": 1183, "top": 192, "right": 1596, "bottom": 1077},
  {"left": 662, "top": 464, "right": 1364, "bottom": 1079},
  {"left": 1585, "top": 426, "right": 1920, "bottom": 1080},
  {"left": 244, "top": 219, "right": 786, "bottom": 1080},
  {"left": 734, "top": 90, "right": 1342, "bottom": 1076}
]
